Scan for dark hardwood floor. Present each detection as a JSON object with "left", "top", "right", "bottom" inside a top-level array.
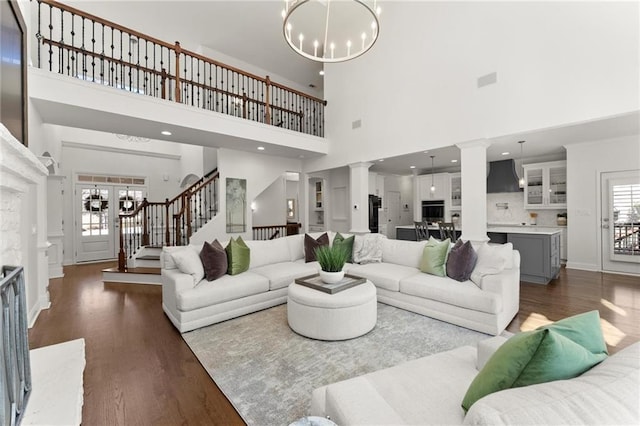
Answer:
[{"left": 29, "top": 263, "right": 640, "bottom": 425}]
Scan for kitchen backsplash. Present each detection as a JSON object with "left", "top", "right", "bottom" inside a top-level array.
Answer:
[{"left": 486, "top": 192, "right": 566, "bottom": 226}]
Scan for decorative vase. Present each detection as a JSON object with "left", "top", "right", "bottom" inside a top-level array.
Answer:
[{"left": 319, "top": 270, "right": 344, "bottom": 284}]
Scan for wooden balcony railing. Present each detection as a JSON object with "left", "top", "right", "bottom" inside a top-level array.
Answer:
[
  {"left": 35, "top": 0, "right": 327, "bottom": 137},
  {"left": 252, "top": 223, "right": 301, "bottom": 241},
  {"left": 118, "top": 171, "right": 219, "bottom": 271}
]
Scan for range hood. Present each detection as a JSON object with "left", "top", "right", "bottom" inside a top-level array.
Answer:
[{"left": 487, "top": 159, "right": 523, "bottom": 193}]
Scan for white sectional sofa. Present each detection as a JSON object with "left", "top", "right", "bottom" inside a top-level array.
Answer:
[
  {"left": 161, "top": 232, "right": 520, "bottom": 334},
  {"left": 310, "top": 336, "right": 640, "bottom": 425}
]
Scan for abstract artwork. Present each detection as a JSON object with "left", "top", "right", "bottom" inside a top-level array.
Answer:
[{"left": 226, "top": 178, "right": 247, "bottom": 233}]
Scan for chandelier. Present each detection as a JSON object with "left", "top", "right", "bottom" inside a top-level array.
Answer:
[{"left": 282, "top": 0, "right": 381, "bottom": 63}]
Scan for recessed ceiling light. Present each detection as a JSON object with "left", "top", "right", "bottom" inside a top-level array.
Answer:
[
  {"left": 451, "top": 159, "right": 458, "bottom": 163},
  {"left": 501, "top": 151, "right": 510, "bottom": 156},
  {"left": 423, "top": 150, "right": 429, "bottom": 154},
  {"left": 378, "top": 159, "right": 384, "bottom": 162},
  {"left": 319, "top": 70, "right": 325, "bottom": 76},
  {"left": 257, "top": 146, "right": 265, "bottom": 151},
  {"left": 161, "top": 130, "right": 172, "bottom": 136},
  {"left": 410, "top": 165, "right": 416, "bottom": 169}
]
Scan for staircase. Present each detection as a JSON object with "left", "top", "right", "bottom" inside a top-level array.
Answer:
[{"left": 103, "top": 170, "right": 219, "bottom": 284}]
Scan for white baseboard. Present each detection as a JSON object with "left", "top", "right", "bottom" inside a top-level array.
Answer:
[
  {"left": 28, "top": 294, "right": 52, "bottom": 328},
  {"left": 565, "top": 262, "right": 600, "bottom": 272},
  {"left": 49, "top": 266, "right": 65, "bottom": 279}
]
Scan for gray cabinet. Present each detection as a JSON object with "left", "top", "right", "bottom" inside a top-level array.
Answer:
[
  {"left": 396, "top": 227, "right": 417, "bottom": 241},
  {"left": 508, "top": 232, "right": 561, "bottom": 284}
]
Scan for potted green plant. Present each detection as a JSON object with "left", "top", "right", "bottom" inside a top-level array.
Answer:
[{"left": 315, "top": 245, "right": 349, "bottom": 284}]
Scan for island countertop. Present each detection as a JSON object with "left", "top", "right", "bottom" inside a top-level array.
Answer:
[{"left": 395, "top": 224, "right": 561, "bottom": 235}]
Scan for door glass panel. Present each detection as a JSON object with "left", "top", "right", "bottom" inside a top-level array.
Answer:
[
  {"left": 82, "top": 188, "right": 110, "bottom": 236},
  {"left": 612, "top": 183, "right": 640, "bottom": 257},
  {"left": 118, "top": 188, "right": 144, "bottom": 214}
]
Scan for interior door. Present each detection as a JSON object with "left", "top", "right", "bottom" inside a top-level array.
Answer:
[
  {"left": 386, "top": 191, "right": 401, "bottom": 238},
  {"left": 601, "top": 170, "right": 640, "bottom": 275},
  {"left": 76, "top": 185, "right": 114, "bottom": 262}
]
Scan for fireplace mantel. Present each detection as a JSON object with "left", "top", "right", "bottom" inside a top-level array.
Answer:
[{"left": 0, "top": 124, "right": 50, "bottom": 325}]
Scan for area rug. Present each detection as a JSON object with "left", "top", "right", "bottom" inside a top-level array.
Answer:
[{"left": 182, "top": 304, "right": 490, "bottom": 425}]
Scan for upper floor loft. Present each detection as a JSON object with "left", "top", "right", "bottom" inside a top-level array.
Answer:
[{"left": 28, "top": 0, "right": 328, "bottom": 158}]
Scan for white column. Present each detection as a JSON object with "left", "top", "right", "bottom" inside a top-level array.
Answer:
[
  {"left": 349, "top": 162, "right": 373, "bottom": 234},
  {"left": 456, "top": 139, "right": 491, "bottom": 243},
  {"left": 412, "top": 170, "right": 421, "bottom": 222}
]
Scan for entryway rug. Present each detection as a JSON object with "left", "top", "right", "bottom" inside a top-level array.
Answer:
[{"left": 182, "top": 304, "right": 490, "bottom": 425}]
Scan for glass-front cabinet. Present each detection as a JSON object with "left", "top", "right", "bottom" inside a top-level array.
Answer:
[{"left": 523, "top": 161, "right": 567, "bottom": 209}]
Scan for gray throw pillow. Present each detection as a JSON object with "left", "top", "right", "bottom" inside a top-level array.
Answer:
[
  {"left": 200, "top": 239, "right": 228, "bottom": 281},
  {"left": 446, "top": 239, "right": 478, "bottom": 282}
]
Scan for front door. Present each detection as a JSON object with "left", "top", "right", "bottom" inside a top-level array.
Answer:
[
  {"left": 601, "top": 170, "right": 640, "bottom": 275},
  {"left": 75, "top": 184, "right": 146, "bottom": 263},
  {"left": 76, "top": 185, "right": 114, "bottom": 262}
]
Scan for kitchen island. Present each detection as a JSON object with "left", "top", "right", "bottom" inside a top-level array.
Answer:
[
  {"left": 395, "top": 224, "right": 461, "bottom": 241},
  {"left": 396, "top": 224, "right": 561, "bottom": 284}
]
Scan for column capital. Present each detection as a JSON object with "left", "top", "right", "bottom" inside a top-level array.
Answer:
[
  {"left": 348, "top": 161, "right": 374, "bottom": 170},
  {"left": 456, "top": 139, "right": 492, "bottom": 150}
]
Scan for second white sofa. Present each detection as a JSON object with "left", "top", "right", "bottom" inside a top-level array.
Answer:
[{"left": 161, "top": 232, "right": 520, "bottom": 335}]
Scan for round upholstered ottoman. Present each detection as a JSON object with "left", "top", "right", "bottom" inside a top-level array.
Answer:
[{"left": 287, "top": 281, "right": 377, "bottom": 340}]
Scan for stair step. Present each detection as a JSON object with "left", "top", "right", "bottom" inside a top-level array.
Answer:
[
  {"left": 136, "top": 255, "right": 161, "bottom": 261},
  {"left": 102, "top": 266, "right": 161, "bottom": 275}
]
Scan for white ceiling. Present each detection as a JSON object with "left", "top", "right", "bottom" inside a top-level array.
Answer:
[{"left": 58, "top": 1, "right": 639, "bottom": 173}]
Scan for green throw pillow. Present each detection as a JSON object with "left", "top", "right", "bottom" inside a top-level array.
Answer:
[
  {"left": 539, "top": 310, "right": 608, "bottom": 356},
  {"left": 225, "top": 236, "right": 250, "bottom": 275},
  {"left": 419, "top": 237, "right": 450, "bottom": 277},
  {"left": 461, "top": 311, "right": 608, "bottom": 412},
  {"left": 333, "top": 233, "right": 355, "bottom": 263}
]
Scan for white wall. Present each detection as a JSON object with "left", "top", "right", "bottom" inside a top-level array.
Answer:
[
  {"left": 203, "top": 147, "right": 218, "bottom": 175},
  {"left": 305, "top": 1, "right": 639, "bottom": 173},
  {"left": 190, "top": 148, "right": 302, "bottom": 244},
  {"left": 179, "top": 144, "right": 205, "bottom": 183},
  {"left": 565, "top": 135, "right": 640, "bottom": 271},
  {"left": 54, "top": 126, "right": 195, "bottom": 264},
  {"left": 252, "top": 176, "right": 286, "bottom": 227}
]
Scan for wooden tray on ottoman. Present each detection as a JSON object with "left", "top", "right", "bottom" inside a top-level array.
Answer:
[{"left": 294, "top": 274, "right": 366, "bottom": 294}]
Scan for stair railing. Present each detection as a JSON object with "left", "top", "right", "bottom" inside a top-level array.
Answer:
[
  {"left": 0, "top": 266, "right": 31, "bottom": 426},
  {"left": 252, "top": 223, "right": 301, "bottom": 241},
  {"left": 34, "top": 0, "right": 327, "bottom": 137},
  {"left": 118, "top": 171, "right": 219, "bottom": 271}
]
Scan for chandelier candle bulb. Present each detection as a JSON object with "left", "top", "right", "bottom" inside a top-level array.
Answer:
[
  {"left": 313, "top": 40, "right": 319, "bottom": 56},
  {"left": 347, "top": 40, "right": 351, "bottom": 56}
]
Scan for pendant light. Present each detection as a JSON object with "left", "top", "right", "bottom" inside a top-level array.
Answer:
[
  {"left": 430, "top": 155, "right": 436, "bottom": 193},
  {"left": 518, "top": 140, "right": 525, "bottom": 188}
]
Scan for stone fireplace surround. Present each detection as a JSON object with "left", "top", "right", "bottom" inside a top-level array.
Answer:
[{"left": 0, "top": 124, "right": 50, "bottom": 326}]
